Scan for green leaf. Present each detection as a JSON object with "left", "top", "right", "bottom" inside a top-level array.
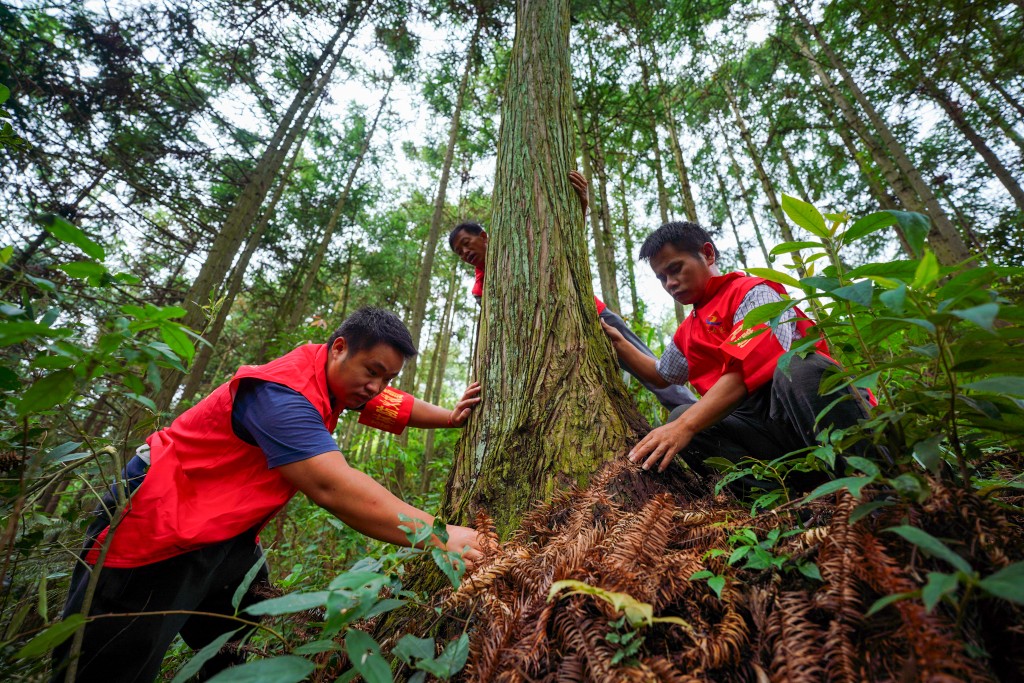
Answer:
[
  {"left": 430, "top": 547, "right": 466, "bottom": 589},
  {"left": 842, "top": 211, "right": 897, "bottom": 244},
  {"left": 831, "top": 280, "right": 874, "bottom": 308},
  {"left": 885, "top": 210, "right": 930, "bottom": 258},
  {"left": 393, "top": 635, "right": 435, "bottom": 665},
  {"left": 172, "top": 629, "right": 241, "bottom": 683},
  {"left": 741, "top": 300, "right": 797, "bottom": 328},
  {"left": 769, "top": 240, "right": 821, "bottom": 257},
  {"left": 39, "top": 215, "right": 105, "bottom": 261},
  {"left": 866, "top": 591, "right": 915, "bottom": 617},
  {"left": 951, "top": 303, "right": 999, "bottom": 332},
  {"left": 745, "top": 267, "right": 802, "bottom": 289},
  {"left": 805, "top": 476, "right": 874, "bottom": 503},
  {"left": 328, "top": 570, "right": 389, "bottom": 592},
  {"left": 292, "top": 640, "right": 343, "bottom": 655},
  {"left": 17, "top": 369, "right": 76, "bottom": 416},
  {"left": 846, "top": 456, "right": 880, "bottom": 478},
  {"left": 0, "top": 366, "right": 20, "bottom": 390},
  {"left": 205, "top": 655, "right": 315, "bottom": 683},
  {"left": 0, "top": 321, "right": 71, "bottom": 346},
  {"left": 15, "top": 614, "right": 85, "bottom": 659},
  {"left": 58, "top": 262, "right": 107, "bottom": 279},
  {"left": 702, "top": 457, "right": 736, "bottom": 472},
  {"left": 912, "top": 435, "right": 944, "bottom": 473},
  {"left": 707, "top": 575, "right": 726, "bottom": 598},
  {"left": 689, "top": 571, "right": 714, "bottom": 580},
  {"left": 781, "top": 194, "right": 828, "bottom": 238},
  {"left": 849, "top": 501, "right": 895, "bottom": 526},
  {"left": 885, "top": 526, "right": 972, "bottom": 574},
  {"left": 0, "top": 83, "right": 9, "bottom": 105},
  {"left": 548, "top": 580, "right": 654, "bottom": 627},
  {"left": 433, "top": 634, "right": 470, "bottom": 679},
  {"left": 160, "top": 323, "right": 195, "bottom": 364},
  {"left": 978, "top": 561, "right": 1024, "bottom": 605},
  {"left": 345, "top": 630, "right": 392, "bottom": 683},
  {"left": 963, "top": 377, "right": 1024, "bottom": 397},
  {"left": 879, "top": 283, "right": 907, "bottom": 314},
  {"left": 232, "top": 556, "right": 267, "bottom": 612},
  {"left": 921, "top": 572, "right": 958, "bottom": 612},
  {"left": 43, "top": 442, "right": 83, "bottom": 464},
  {"left": 846, "top": 261, "right": 919, "bottom": 279},
  {"left": 912, "top": 250, "right": 940, "bottom": 289},
  {"left": 798, "top": 562, "right": 823, "bottom": 581},
  {"left": 800, "top": 275, "right": 840, "bottom": 292},
  {"left": 244, "top": 591, "right": 329, "bottom": 616}
]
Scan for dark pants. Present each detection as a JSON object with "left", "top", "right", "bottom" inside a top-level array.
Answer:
[
  {"left": 599, "top": 308, "right": 697, "bottom": 410},
  {"left": 669, "top": 353, "right": 871, "bottom": 489},
  {"left": 51, "top": 496, "right": 267, "bottom": 683}
]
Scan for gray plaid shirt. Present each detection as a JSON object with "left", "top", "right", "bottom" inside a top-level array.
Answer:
[{"left": 655, "top": 284, "right": 797, "bottom": 386}]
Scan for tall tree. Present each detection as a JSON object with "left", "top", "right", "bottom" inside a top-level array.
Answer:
[{"left": 440, "top": 0, "right": 646, "bottom": 536}]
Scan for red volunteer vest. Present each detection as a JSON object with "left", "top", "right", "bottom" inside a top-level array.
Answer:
[
  {"left": 87, "top": 343, "right": 413, "bottom": 568},
  {"left": 472, "top": 266, "right": 607, "bottom": 313},
  {"left": 673, "top": 272, "right": 827, "bottom": 396}
]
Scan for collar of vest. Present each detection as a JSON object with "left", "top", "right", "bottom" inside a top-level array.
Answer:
[{"left": 694, "top": 271, "right": 748, "bottom": 310}]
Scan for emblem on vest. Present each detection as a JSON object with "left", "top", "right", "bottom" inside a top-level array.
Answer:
[{"left": 705, "top": 313, "right": 724, "bottom": 331}]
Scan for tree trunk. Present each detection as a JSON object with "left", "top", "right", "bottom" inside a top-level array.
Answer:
[
  {"left": 616, "top": 156, "right": 642, "bottom": 321},
  {"left": 574, "top": 98, "right": 617, "bottom": 311},
  {"left": 402, "top": 18, "right": 483, "bottom": 395},
  {"left": 650, "top": 52, "right": 698, "bottom": 221},
  {"left": 420, "top": 266, "right": 460, "bottom": 493},
  {"left": 714, "top": 168, "right": 749, "bottom": 269},
  {"left": 719, "top": 121, "right": 772, "bottom": 265},
  {"left": 178, "top": 132, "right": 308, "bottom": 405},
  {"left": 289, "top": 79, "right": 391, "bottom": 328},
  {"left": 955, "top": 75, "right": 1024, "bottom": 158},
  {"left": 439, "top": 0, "right": 646, "bottom": 537},
  {"left": 789, "top": 5, "right": 973, "bottom": 266},
  {"left": 779, "top": 143, "right": 811, "bottom": 203}
]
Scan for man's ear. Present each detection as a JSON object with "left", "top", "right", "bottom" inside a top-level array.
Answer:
[
  {"left": 331, "top": 336, "right": 348, "bottom": 356},
  {"left": 702, "top": 242, "right": 716, "bottom": 266}
]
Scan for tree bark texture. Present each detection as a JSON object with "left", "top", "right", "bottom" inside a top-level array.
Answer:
[
  {"left": 440, "top": 0, "right": 646, "bottom": 537},
  {"left": 574, "top": 98, "right": 616, "bottom": 316}
]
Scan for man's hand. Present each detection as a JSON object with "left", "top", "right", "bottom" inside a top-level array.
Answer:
[
  {"left": 601, "top": 319, "right": 625, "bottom": 348},
  {"left": 569, "top": 170, "right": 589, "bottom": 215},
  {"left": 448, "top": 381, "right": 481, "bottom": 427},
  {"left": 445, "top": 523, "right": 484, "bottom": 570},
  {"left": 628, "top": 421, "right": 695, "bottom": 473}
]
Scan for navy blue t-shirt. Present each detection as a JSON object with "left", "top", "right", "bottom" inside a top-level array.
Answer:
[{"left": 231, "top": 378, "right": 341, "bottom": 468}]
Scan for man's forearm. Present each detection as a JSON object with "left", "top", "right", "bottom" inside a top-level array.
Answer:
[
  {"left": 408, "top": 398, "right": 450, "bottom": 429},
  {"left": 673, "top": 371, "right": 747, "bottom": 435},
  {"left": 611, "top": 341, "right": 669, "bottom": 388}
]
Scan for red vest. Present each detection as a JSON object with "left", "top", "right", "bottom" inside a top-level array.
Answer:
[
  {"left": 472, "top": 265, "right": 606, "bottom": 313},
  {"left": 673, "top": 273, "right": 827, "bottom": 396},
  {"left": 89, "top": 344, "right": 344, "bottom": 568}
]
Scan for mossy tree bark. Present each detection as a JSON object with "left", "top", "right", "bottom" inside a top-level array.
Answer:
[{"left": 439, "top": 0, "right": 646, "bottom": 538}]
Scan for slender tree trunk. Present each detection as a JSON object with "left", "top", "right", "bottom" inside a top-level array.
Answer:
[
  {"left": 402, "top": 18, "right": 483, "bottom": 395},
  {"left": 590, "top": 136, "right": 622, "bottom": 312},
  {"left": 289, "top": 80, "right": 391, "bottom": 328},
  {"left": 617, "top": 157, "right": 642, "bottom": 321},
  {"left": 789, "top": 6, "right": 972, "bottom": 265},
  {"left": 650, "top": 52, "right": 698, "bottom": 221},
  {"left": 723, "top": 140, "right": 771, "bottom": 265},
  {"left": 575, "top": 98, "right": 616, "bottom": 310},
  {"left": 955, "top": 76, "right": 1024, "bottom": 157},
  {"left": 440, "top": 0, "right": 646, "bottom": 536},
  {"left": 779, "top": 143, "right": 811, "bottom": 203},
  {"left": 715, "top": 168, "right": 749, "bottom": 269},
  {"left": 420, "top": 266, "right": 459, "bottom": 493},
  {"left": 178, "top": 132, "right": 308, "bottom": 405}
]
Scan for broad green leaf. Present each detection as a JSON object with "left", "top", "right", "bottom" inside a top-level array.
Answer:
[
  {"left": 433, "top": 634, "right": 470, "bottom": 679},
  {"left": 126, "top": 393, "right": 157, "bottom": 412},
  {"left": 805, "top": 476, "right": 873, "bottom": 503},
  {"left": 18, "top": 369, "right": 76, "bottom": 416},
  {"left": 978, "top": 561, "right": 1024, "bottom": 605},
  {"left": 0, "top": 83, "right": 9, "bottom": 104},
  {"left": 798, "top": 562, "right": 823, "bottom": 581},
  {"left": 846, "top": 261, "right": 919, "bottom": 279},
  {"left": 769, "top": 240, "right": 821, "bottom": 257},
  {"left": 831, "top": 280, "right": 874, "bottom": 308},
  {"left": 702, "top": 457, "right": 736, "bottom": 471},
  {"left": 292, "top": 640, "right": 343, "bottom": 655},
  {"left": 707, "top": 575, "right": 726, "bottom": 599},
  {"left": 912, "top": 435, "right": 944, "bottom": 473},
  {"left": 15, "top": 614, "right": 84, "bottom": 658},
  {"left": 922, "top": 572, "right": 958, "bottom": 612},
  {"left": 328, "top": 570, "right": 389, "bottom": 592},
  {"left": 0, "top": 321, "right": 71, "bottom": 346},
  {"left": 160, "top": 323, "right": 195, "bottom": 364},
  {"left": 205, "top": 655, "right": 315, "bottom": 683},
  {"left": 951, "top": 303, "right": 999, "bottom": 332},
  {"left": 0, "top": 245, "right": 12, "bottom": 264},
  {"left": 885, "top": 526, "right": 972, "bottom": 574},
  {"left": 841, "top": 211, "right": 897, "bottom": 244},
  {"left": 848, "top": 500, "right": 895, "bottom": 526},
  {"left": 58, "top": 262, "right": 107, "bottom": 279},
  {"left": 879, "top": 283, "right": 907, "bottom": 314},
  {"left": 345, "top": 630, "right": 392, "bottom": 683},
  {"left": 430, "top": 547, "right": 465, "bottom": 588},
  {"left": 0, "top": 366, "right": 20, "bottom": 390},
  {"left": 244, "top": 591, "right": 328, "bottom": 616},
  {"left": 689, "top": 571, "right": 714, "bottom": 580},
  {"left": 232, "top": 556, "right": 267, "bottom": 612},
  {"left": 171, "top": 629, "right": 241, "bottom": 683},
  {"left": 800, "top": 275, "right": 840, "bottom": 292},
  {"left": 745, "top": 267, "right": 802, "bottom": 289},
  {"left": 912, "top": 250, "right": 940, "bottom": 289},
  {"left": 885, "top": 210, "right": 930, "bottom": 258},
  {"left": 963, "top": 377, "right": 1024, "bottom": 397},
  {"left": 39, "top": 215, "right": 105, "bottom": 260},
  {"left": 845, "top": 456, "right": 880, "bottom": 478},
  {"left": 741, "top": 300, "right": 797, "bottom": 328},
  {"left": 393, "top": 635, "right": 435, "bottom": 665},
  {"left": 866, "top": 591, "right": 915, "bottom": 617},
  {"left": 43, "top": 442, "right": 83, "bottom": 464},
  {"left": 548, "top": 580, "right": 654, "bottom": 627},
  {"left": 781, "top": 194, "right": 828, "bottom": 238}
]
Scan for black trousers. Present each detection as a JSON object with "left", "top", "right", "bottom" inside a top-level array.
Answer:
[
  {"left": 51, "top": 502, "right": 268, "bottom": 683},
  {"left": 669, "top": 353, "right": 871, "bottom": 490}
]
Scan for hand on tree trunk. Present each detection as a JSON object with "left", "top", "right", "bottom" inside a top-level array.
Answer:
[
  {"left": 569, "top": 170, "right": 589, "bottom": 215},
  {"left": 448, "top": 381, "right": 482, "bottom": 427}
]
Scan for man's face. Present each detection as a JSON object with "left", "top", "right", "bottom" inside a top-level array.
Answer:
[
  {"left": 325, "top": 339, "right": 404, "bottom": 409},
  {"left": 649, "top": 242, "right": 716, "bottom": 306},
  {"left": 452, "top": 230, "right": 488, "bottom": 269}
]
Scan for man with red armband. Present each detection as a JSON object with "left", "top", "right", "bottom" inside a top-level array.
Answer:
[
  {"left": 52, "top": 307, "right": 483, "bottom": 683},
  {"left": 448, "top": 171, "right": 696, "bottom": 411},
  {"left": 602, "top": 221, "right": 872, "bottom": 481}
]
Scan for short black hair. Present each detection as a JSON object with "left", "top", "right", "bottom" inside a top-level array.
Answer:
[
  {"left": 448, "top": 222, "right": 485, "bottom": 251},
  {"left": 638, "top": 221, "right": 720, "bottom": 262},
  {"left": 326, "top": 307, "right": 417, "bottom": 358}
]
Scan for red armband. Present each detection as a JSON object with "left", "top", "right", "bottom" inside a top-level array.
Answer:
[
  {"left": 720, "top": 323, "right": 785, "bottom": 393},
  {"left": 358, "top": 387, "right": 415, "bottom": 434}
]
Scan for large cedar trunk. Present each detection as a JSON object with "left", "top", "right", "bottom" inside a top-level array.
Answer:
[{"left": 438, "top": 0, "right": 646, "bottom": 537}]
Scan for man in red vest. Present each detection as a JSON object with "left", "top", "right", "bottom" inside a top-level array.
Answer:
[
  {"left": 602, "top": 221, "right": 872, "bottom": 478},
  {"left": 53, "top": 308, "right": 483, "bottom": 683},
  {"left": 448, "top": 171, "right": 696, "bottom": 410}
]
